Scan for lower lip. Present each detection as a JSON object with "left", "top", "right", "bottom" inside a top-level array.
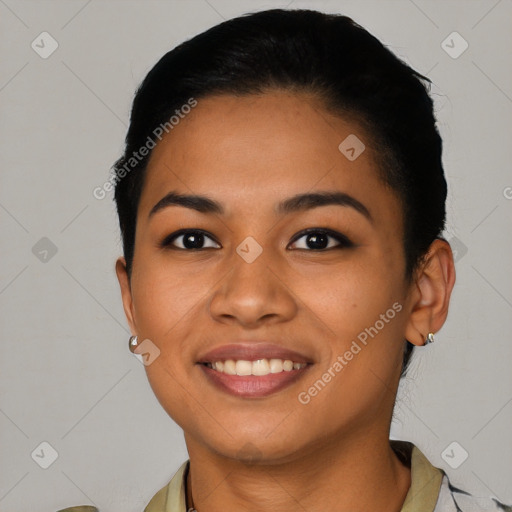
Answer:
[{"left": 198, "top": 364, "right": 311, "bottom": 398}]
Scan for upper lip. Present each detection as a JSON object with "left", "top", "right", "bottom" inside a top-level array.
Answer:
[{"left": 197, "top": 342, "right": 313, "bottom": 364}]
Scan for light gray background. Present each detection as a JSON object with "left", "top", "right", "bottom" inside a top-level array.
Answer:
[{"left": 1, "top": 0, "right": 511, "bottom": 510}]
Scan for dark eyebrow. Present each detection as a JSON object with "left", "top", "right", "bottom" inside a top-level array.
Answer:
[
  {"left": 276, "top": 191, "right": 372, "bottom": 222},
  {"left": 149, "top": 190, "right": 372, "bottom": 222},
  {"left": 149, "top": 191, "right": 224, "bottom": 218}
]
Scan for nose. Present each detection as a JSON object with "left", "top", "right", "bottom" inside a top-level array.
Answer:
[{"left": 208, "top": 247, "right": 297, "bottom": 328}]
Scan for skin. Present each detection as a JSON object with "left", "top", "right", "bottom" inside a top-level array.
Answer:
[{"left": 116, "top": 90, "right": 455, "bottom": 511}]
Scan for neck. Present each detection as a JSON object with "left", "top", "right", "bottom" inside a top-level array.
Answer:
[{"left": 185, "top": 430, "right": 411, "bottom": 512}]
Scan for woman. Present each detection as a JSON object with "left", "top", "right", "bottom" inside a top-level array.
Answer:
[{"left": 64, "top": 8, "right": 510, "bottom": 512}]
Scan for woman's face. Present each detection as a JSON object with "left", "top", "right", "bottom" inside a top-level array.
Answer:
[{"left": 119, "top": 90, "right": 416, "bottom": 462}]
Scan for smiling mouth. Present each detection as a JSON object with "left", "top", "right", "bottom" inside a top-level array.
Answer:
[
  {"left": 198, "top": 358, "right": 312, "bottom": 398},
  {"left": 202, "top": 358, "right": 308, "bottom": 376}
]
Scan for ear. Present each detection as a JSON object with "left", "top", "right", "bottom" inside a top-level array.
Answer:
[
  {"left": 404, "top": 239, "right": 456, "bottom": 346},
  {"left": 115, "top": 256, "right": 137, "bottom": 335}
]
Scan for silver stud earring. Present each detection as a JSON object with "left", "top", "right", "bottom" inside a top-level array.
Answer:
[
  {"left": 129, "top": 335, "right": 138, "bottom": 353},
  {"left": 424, "top": 332, "right": 435, "bottom": 345}
]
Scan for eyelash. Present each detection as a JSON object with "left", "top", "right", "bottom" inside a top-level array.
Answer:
[{"left": 159, "top": 228, "right": 354, "bottom": 251}]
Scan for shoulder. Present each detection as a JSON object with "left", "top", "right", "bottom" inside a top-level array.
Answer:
[
  {"left": 394, "top": 440, "right": 511, "bottom": 512},
  {"left": 435, "top": 473, "right": 512, "bottom": 512},
  {"left": 143, "top": 460, "right": 189, "bottom": 512}
]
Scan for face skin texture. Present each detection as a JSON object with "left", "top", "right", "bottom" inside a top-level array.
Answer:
[{"left": 116, "top": 90, "right": 455, "bottom": 511}]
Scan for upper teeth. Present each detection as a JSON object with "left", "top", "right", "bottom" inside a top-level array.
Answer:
[{"left": 205, "top": 359, "right": 307, "bottom": 376}]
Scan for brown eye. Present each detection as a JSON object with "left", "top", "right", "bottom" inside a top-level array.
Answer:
[
  {"left": 160, "top": 229, "right": 221, "bottom": 250},
  {"left": 288, "top": 228, "right": 354, "bottom": 250}
]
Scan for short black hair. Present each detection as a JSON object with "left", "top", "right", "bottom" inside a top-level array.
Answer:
[{"left": 113, "top": 8, "right": 448, "bottom": 377}]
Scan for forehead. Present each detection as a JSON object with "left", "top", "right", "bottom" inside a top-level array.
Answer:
[{"left": 138, "top": 91, "right": 398, "bottom": 222}]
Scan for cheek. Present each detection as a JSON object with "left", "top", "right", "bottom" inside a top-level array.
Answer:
[
  {"left": 291, "top": 257, "right": 406, "bottom": 407},
  {"left": 129, "top": 262, "right": 213, "bottom": 427},
  {"left": 131, "top": 260, "right": 207, "bottom": 336},
  {"left": 292, "top": 257, "right": 403, "bottom": 340},
  {"left": 293, "top": 269, "right": 405, "bottom": 422}
]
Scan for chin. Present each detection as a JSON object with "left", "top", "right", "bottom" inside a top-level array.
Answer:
[{"left": 197, "top": 430, "right": 310, "bottom": 466}]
